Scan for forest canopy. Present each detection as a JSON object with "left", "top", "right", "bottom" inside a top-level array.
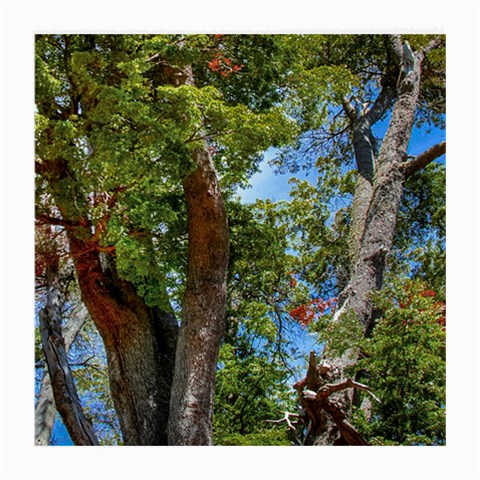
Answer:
[{"left": 34, "top": 33, "right": 446, "bottom": 447}]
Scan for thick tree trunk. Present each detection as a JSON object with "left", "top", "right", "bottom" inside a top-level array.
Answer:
[
  {"left": 306, "top": 37, "right": 443, "bottom": 445},
  {"left": 68, "top": 236, "right": 178, "bottom": 445},
  {"left": 346, "top": 83, "right": 395, "bottom": 269},
  {"left": 340, "top": 43, "right": 423, "bottom": 333},
  {"left": 35, "top": 304, "right": 88, "bottom": 445},
  {"left": 39, "top": 261, "right": 99, "bottom": 446},
  {"left": 38, "top": 150, "right": 179, "bottom": 445},
  {"left": 168, "top": 145, "right": 229, "bottom": 445}
]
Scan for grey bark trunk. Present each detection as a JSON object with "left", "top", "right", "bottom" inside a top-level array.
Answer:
[
  {"left": 39, "top": 262, "right": 99, "bottom": 446},
  {"left": 305, "top": 38, "right": 437, "bottom": 445},
  {"left": 35, "top": 303, "right": 88, "bottom": 445},
  {"left": 34, "top": 374, "right": 56, "bottom": 446},
  {"left": 341, "top": 47, "right": 423, "bottom": 333}
]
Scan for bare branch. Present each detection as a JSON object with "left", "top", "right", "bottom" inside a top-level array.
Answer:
[
  {"left": 402, "top": 141, "right": 446, "bottom": 177},
  {"left": 342, "top": 96, "right": 357, "bottom": 123},
  {"left": 365, "top": 85, "right": 395, "bottom": 125},
  {"left": 422, "top": 36, "right": 445, "bottom": 55},
  {"left": 39, "top": 263, "right": 99, "bottom": 446},
  {"left": 265, "top": 411, "right": 300, "bottom": 432},
  {"left": 302, "top": 387, "right": 369, "bottom": 445},
  {"left": 317, "top": 378, "right": 381, "bottom": 404}
]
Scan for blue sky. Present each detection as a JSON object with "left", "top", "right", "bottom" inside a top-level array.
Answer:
[
  {"left": 236, "top": 147, "right": 321, "bottom": 203},
  {"left": 237, "top": 121, "right": 446, "bottom": 204}
]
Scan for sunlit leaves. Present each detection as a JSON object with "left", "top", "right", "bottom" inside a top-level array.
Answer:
[
  {"left": 354, "top": 278, "right": 446, "bottom": 445},
  {"left": 284, "top": 65, "right": 358, "bottom": 130}
]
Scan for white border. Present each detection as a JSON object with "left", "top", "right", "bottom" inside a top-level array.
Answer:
[{"left": 1, "top": 1, "right": 479, "bottom": 479}]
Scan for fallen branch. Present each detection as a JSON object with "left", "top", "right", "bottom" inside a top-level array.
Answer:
[
  {"left": 293, "top": 351, "right": 379, "bottom": 445},
  {"left": 266, "top": 411, "right": 303, "bottom": 445},
  {"left": 302, "top": 389, "right": 368, "bottom": 446},
  {"left": 317, "top": 378, "right": 381, "bottom": 404}
]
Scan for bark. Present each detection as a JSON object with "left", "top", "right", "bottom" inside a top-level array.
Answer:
[
  {"left": 34, "top": 373, "right": 56, "bottom": 446},
  {"left": 68, "top": 236, "right": 178, "bottom": 445},
  {"left": 35, "top": 304, "right": 88, "bottom": 445},
  {"left": 39, "top": 261, "right": 99, "bottom": 446},
  {"left": 158, "top": 61, "right": 230, "bottom": 445},
  {"left": 168, "top": 144, "right": 229, "bottom": 445},
  {"left": 38, "top": 155, "right": 179, "bottom": 445},
  {"left": 344, "top": 83, "right": 396, "bottom": 268},
  {"left": 310, "top": 36, "right": 445, "bottom": 445}
]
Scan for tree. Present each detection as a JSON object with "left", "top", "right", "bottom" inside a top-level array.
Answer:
[
  {"left": 35, "top": 34, "right": 295, "bottom": 445},
  {"left": 276, "top": 34, "right": 446, "bottom": 444},
  {"left": 35, "top": 34, "right": 446, "bottom": 447}
]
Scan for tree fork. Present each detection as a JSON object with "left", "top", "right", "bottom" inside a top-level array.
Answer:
[{"left": 38, "top": 153, "right": 179, "bottom": 445}]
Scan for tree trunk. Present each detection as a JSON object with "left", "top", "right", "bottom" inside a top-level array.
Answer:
[
  {"left": 305, "top": 37, "right": 444, "bottom": 445},
  {"left": 38, "top": 149, "right": 179, "bottom": 445},
  {"left": 168, "top": 145, "right": 230, "bottom": 445},
  {"left": 340, "top": 40, "right": 424, "bottom": 334},
  {"left": 39, "top": 261, "right": 99, "bottom": 446},
  {"left": 34, "top": 373, "right": 56, "bottom": 446},
  {"left": 35, "top": 303, "right": 88, "bottom": 445},
  {"left": 68, "top": 236, "right": 178, "bottom": 445}
]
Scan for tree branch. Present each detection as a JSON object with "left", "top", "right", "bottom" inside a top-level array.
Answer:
[
  {"left": 365, "top": 84, "right": 395, "bottom": 125},
  {"left": 265, "top": 411, "right": 300, "bottom": 432},
  {"left": 422, "top": 36, "right": 445, "bottom": 55},
  {"left": 302, "top": 388, "right": 369, "bottom": 445},
  {"left": 39, "top": 263, "right": 99, "bottom": 446},
  {"left": 317, "top": 378, "right": 381, "bottom": 404},
  {"left": 342, "top": 96, "right": 357, "bottom": 123},
  {"left": 36, "top": 214, "right": 83, "bottom": 229},
  {"left": 402, "top": 141, "right": 446, "bottom": 176}
]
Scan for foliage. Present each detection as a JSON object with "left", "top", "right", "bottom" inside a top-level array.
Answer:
[
  {"left": 353, "top": 279, "right": 446, "bottom": 445},
  {"left": 214, "top": 428, "right": 291, "bottom": 446},
  {"left": 213, "top": 200, "right": 305, "bottom": 444},
  {"left": 307, "top": 307, "right": 363, "bottom": 362},
  {"left": 35, "top": 34, "right": 298, "bottom": 312},
  {"left": 390, "top": 162, "right": 446, "bottom": 295},
  {"left": 35, "top": 34, "right": 446, "bottom": 446},
  {"left": 213, "top": 342, "right": 294, "bottom": 444}
]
